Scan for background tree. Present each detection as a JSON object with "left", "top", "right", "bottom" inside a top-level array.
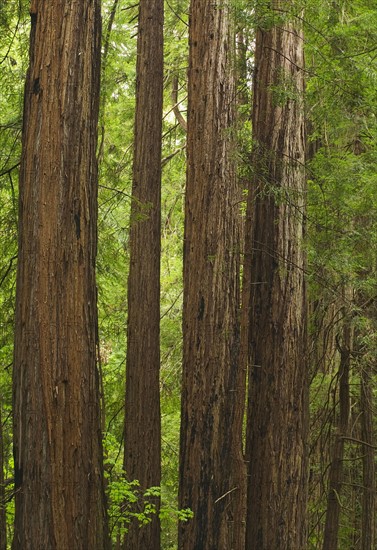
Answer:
[
  {"left": 243, "top": 3, "right": 308, "bottom": 548},
  {"left": 306, "top": 1, "right": 377, "bottom": 546},
  {"left": 178, "top": 0, "right": 246, "bottom": 547},
  {"left": 322, "top": 308, "right": 352, "bottom": 550},
  {"left": 359, "top": 330, "right": 376, "bottom": 550},
  {"left": 0, "top": 1, "right": 29, "bottom": 539},
  {"left": 12, "top": 1, "right": 109, "bottom": 547}
]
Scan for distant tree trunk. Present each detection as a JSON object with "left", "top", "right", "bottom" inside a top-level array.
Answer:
[
  {"left": 123, "top": 0, "right": 164, "bottom": 547},
  {"left": 322, "top": 319, "right": 351, "bottom": 550},
  {"left": 12, "top": 2, "right": 109, "bottom": 548},
  {"left": 244, "top": 4, "right": 308, "bottom": 549},
  {"left": 0, "top": 404, "right": 5, "bottom": 550},
  {"left": 178, "top": 0, "right": 246, "bottom": 548},
  {"left": 360, "top": 360, "right": 375, "bottom": 550}
]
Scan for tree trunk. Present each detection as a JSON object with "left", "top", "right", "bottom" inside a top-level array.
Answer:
[
  {"left": 123, "top": 0, "right": 164, "bottom": 548},
  {"left": 322, "top": 320, "right": 351, "bottom": 550},
  {"left": 178, "top": 0, "right": 246, "bottom": 548},
  {"left": 12, "top": 2, "right": 109, "bottom": 548},
  {"left": 244, "top": 4, "right": 308, "bottom": 549},
  {"left": 360, "top": 361, "right": 375, "bottom": 550}
]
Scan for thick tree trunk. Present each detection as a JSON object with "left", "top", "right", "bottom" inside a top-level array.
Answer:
[
  {"left": 322, "top": 320, "right": 351, "bottom": 550},
  {"left": 244, "top": 5, "right": 308, "bottom": 549},
  {"left": 178, "top": 1, "right": 246, "bottom": 548},
  {"left": 123, "top": 0, "right": 164, "bottom": 548},
  {"left": 12, "top": 2, "right": 109, "bottom": 548}
]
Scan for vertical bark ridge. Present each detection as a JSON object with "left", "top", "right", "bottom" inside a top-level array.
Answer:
[
  {"left": 12, "top": 2, "right": 108, "bottom": 548},
  {"left": 123, "top": 0, "right": 164, "bottom": 547},
  {"left": 179, "top": 0, "right": 246, "bottom": 548},
  {"left": 244, "top": 6, "right": 308, "bottom": 549}
]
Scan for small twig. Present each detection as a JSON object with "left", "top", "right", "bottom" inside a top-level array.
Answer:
[
  {"left": 0, "top": 162, "right": 20, "bottom": 178},
  {"left": 340, "top": 436, "right": 377, "bottom": 450},
  {"left": 0, "top": 255, "right": 17, "bottom": 288},
  {"left": 171, "top": 76, "right": 187, "bottom": 132},
  {"left": 161, "top": 145, "right": 186, "bottom": 168},
  {"left": 214, "top": 487, "right": 238, "bottom": 504},
  {"left": 165, "top": 0, "right": 188, "bottom": 27},
  {"left": 99, "top": 184, "right": 132, "bottom": 199}
]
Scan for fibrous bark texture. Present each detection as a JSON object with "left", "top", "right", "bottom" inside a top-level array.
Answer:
[
  {"left": 12, "top": 1, "right": 108, "bottom": 548},
  {"left": 178, "top": 0, "right": 246, "bottom": 548},
  {"left": 123, "top": 0, "right": 164, "bottom": 547},
  {"left": 244, "top": 6, "right": 308, "bottom": 549}
]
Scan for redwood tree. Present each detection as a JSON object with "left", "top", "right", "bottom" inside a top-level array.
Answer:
[
  {"left": 12, "top": 1, "right": 108, "bottom": 548},
  {"left": 243, "top": 3, "right": 308, "bottom": 548},
  {"left": 123, "top": 0, "right": 164, "bottom": 547},
  {"left": 178, "top": 0, "right": 246, "bottom": 547}
]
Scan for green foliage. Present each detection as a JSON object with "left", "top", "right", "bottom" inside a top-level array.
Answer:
[
  {"left": 270, "top": 68, "right": 302, "bottom": 107},
  {"left": 97, "top": 2, "right": 188, "bottom": 547},
  {"left": 305, "top": 2, "right": 377, "bottom": 545},
  {"left": 0, "top": 4, "right": 30, "bottom": 545},
  {"left": 104, "top": 432, "right": 192, "bottom": 544},
  {"left": 305, "top": 0, "right": 377, "bottom": 290}
]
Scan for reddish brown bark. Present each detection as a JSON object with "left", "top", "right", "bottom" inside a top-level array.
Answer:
[
  {"left": 12, "top": 2, "right": 108, "bottom": 548},
  {"left": 123, "top": 0, "right": 164, "bottom": 547},
  {"left": 244, "top": 5, "right": 308, "bottom": 548},
  {"left": 178, "top": 0, "right": 246, "bottom": 548}
]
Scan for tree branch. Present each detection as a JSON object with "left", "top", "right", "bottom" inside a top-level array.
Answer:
[
  {"left": 0, "top": 162, "right": 20, "bottom": 178},
  {"left": 171, "top": 76, "right": 187, "bottom": 132}
]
